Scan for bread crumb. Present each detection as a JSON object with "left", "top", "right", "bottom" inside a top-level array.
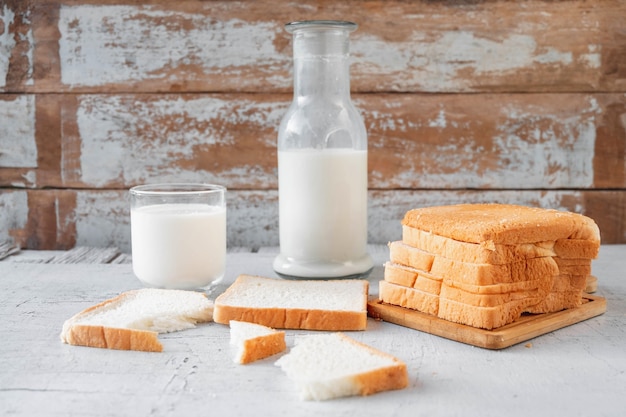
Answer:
[{"left": 525, "top": 342, "right": 533, "bottom": 348}]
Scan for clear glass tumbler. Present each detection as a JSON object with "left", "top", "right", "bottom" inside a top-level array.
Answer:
[
  {"left": 273, "top": 20, "right": 373, "bottom": 279},
  {"left": 130, "top": 183, "right": 226, "bottom": 290}
]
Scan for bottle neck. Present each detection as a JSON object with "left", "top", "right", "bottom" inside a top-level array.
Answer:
[{"left": 291, "top": 28, "right": 352, "bottom": 99}]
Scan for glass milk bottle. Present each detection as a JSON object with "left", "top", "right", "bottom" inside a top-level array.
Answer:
[{"left": 273, "top": 20, "right": 373, "bottom": 279}]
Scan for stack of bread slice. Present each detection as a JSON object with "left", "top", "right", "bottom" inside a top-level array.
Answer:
[{"left": 379, "top": 204, "right": 600, "bottom": 330}]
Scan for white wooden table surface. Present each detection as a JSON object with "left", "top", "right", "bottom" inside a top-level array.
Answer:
[{"left": 1, "top": 244, "right": 625, "bottom": 417}]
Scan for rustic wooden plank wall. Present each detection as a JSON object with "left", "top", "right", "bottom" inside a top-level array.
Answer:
[{"left": 1, "top": 0, "right": 625, "bottom": 251}]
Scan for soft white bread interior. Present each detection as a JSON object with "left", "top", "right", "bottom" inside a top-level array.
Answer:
[
  {"left": 275, "top": 332, "right": 408, "bottom": 401},
  {"left": 214, "top": 275, "right": 369, "bottom": 331},
  {"left": 229, "top": 320, "right": 286, "bottom": 364},
  {"left": 60, "top": 288, "right": 214, "bottom": 352}
]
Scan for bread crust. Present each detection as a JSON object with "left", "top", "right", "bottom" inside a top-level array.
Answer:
[
  {"left": 388, "top": 241, "right": 435, "bottom": 271},
  {"left": 390, "top": 238, "right": 561, "bottom": 285},
  {"left": 437, "top": 297, "right": 534, "bottom": 330},
  {"left": 403, "top": 204, "right": 600, "bottom": 245},
  {"left": 381, "top": 204, "right": 601, "bottom": 329},
  {"left": 60, "top": 289, "right": 213, "bottom": 352},
  {"left": 383, "top": 262, "right": 442, "bottom": 294},
  {"left": 352, "top": 366, "right": 409, "bottom": 397},
  {"left": 402, "top": 226, "right": 556, "bottom": 264},
  {"left": 430, "top": 255, "right": 559, "bottom": 285},
  {"left": 239, "top": 333, "right": 287, "bottom": 364},
  {"left": 554, "top": 238, "right": 600, "bottom": 259},
  {"left": 276, "top": 332, "right": 408, "bottom": 400},
  {"left": 63, "top": 324, "right": 163, "bottom": 352},
  {"left": 442, "top": 278, "right": 548, "bottom": 294},
  {"left": 379, "top": 280, "right": 439, "bottom": 316},
  {"left": 215, "top": 305, "right": 367, "bottom": 331},
  {"left": 439, "top": 284, "right": 550, "bottom": 308},
  {"left": 214, "top": 275, "right": 369, "bottom": 331},
  {"left": 525, "top": 290, "right": 584, "bottom": 313}
]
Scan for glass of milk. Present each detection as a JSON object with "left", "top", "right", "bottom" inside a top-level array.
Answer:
[
  {"left": 130, "top": 183, "right": 226, "bottom": 290},
  {"left": 273, "top": 21, "right": 374, "bottom": 279}
]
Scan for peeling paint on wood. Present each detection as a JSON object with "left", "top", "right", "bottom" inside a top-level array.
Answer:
[
  {"left": 0, "top": 190, "right": 28, "bottom": 244},
  {"left": 12, "top": 92, "right": 615, "bottom": 190},
  {"left": 362, "top": 93, "right": 609, "bottom": 189},
  {"left": 0, "top": 95, "right": 37, "bottom": 169},
  {"left": 72, "top": 94, "right": 284, "bottom": 187},
  {"left": 31, "top": 1, "right": 623, "bottom": 93},
  {"left": 3, "top": 189, "right": 623, "bottom": 252},
  {"left": 0, "top": 5, "right": 16, "bottom": 88},
  {"left": 1, "top": 0, "right": 626, "bottom": 249},
  {"left": 58, "top": 5, "right": 288, "bottom": 89},
  {"left": 352, "top": 31, "right": 600, "bottom": 92}
]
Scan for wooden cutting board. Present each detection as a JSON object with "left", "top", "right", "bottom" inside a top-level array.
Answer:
[{"left": 367, "top": 293, "right": 606, "bottom": 350}]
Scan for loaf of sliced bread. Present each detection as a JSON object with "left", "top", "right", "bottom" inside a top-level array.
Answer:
[
  {"left": 214, "top": 275, "right": 369, "bottom": 331},
  {"left": 229, "top": 320, "right": 286, "bottom": 364},
  {"left": 379, "top": 204, "right": 601, "bottom": 329},
  {"left": 60, "top": 288, "right": 214, "bottom": 352},
  {"left": 275, "top": 332, "right": 408, "bottom": 401}
]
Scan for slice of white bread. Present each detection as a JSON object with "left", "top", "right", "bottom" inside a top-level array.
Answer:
[
  {"left": 439, "top": 282, "right": 551, "bottom": 308},
  {"left": 437, "top": 296, "right": 539, "bottom": 330},
  {"left": 379, "top": 280, "right": 439, "bottom": 315},
  {"left": 550, "top": 274, "right": 588, "bottom": 292},
  {"left": 384, "top": 262, "right": 442, "bottom": 294},
  {"left": 442, "top": 277, "right": 550, "bottom": 295},
  {"left": 60, "top": 288, "right": 214, "bottom": 352},
  {"left": 390, "top": 241, "right": 561, "bottom": 285},
  {"left": 430, "top": 255, "right": 559, "bottom": 285},
  {"left": 402, "top": 226, "right": 557, "bottom": 264},
  {"left": 525, "top": 290, "right": 584, "bottom": 314},
  {"left": 403, "top": 203, "right": 600, "bottom": 245},
  {"left": 402, "top": 227, "right": 599, "bottom": 265},
  {"left": 388, "top": 241, "right": 435, "bottom": 271},
  {"left": 229, "top": 320, "right": 286, "bottom": 364},
  {"left": 214, "top": 275, "right": 369, "bottom": 331},
  {"left": 553, "top": 239, "right": 600, "bottom": 259},
  {"left": 275, "top": 332, "right": 408, "bottom": 401}
]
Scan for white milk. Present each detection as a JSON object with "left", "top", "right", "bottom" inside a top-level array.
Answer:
[
  {"left": 276, "top": 148, "right": 371, "bottom": 277},
  {"left": 131, "top": 203, "right": 226, "bottom": 289}
]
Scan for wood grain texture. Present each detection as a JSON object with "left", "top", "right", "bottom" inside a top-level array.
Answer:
[
  {"left": 1, "top": 0, "right": 625, "bottom": 249},
  {"left": 367, "top": 294, "right": 607, "bottom": 349},
  {"left": 2, "top": 1, "right": 625, "bottom": 93},
  {"left": 1, "top": 93, "right": 625, "bottom": 190},
  {"left": 1, "top": 189, "right": 624, "bottom": 251}
]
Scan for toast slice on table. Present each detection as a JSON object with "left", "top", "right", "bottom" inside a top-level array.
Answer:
[
  {"left": 214, "top": 275, "right": 369, "bottom": 331},
  {"left": 60, "top": 288, "right": 213, "bottom": 352},
  {"left": 229, "top": 320, "right": 286, "bottom": 364},
  {"left": 275, "top": 332, "right": 408, "bottom": 401}
]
